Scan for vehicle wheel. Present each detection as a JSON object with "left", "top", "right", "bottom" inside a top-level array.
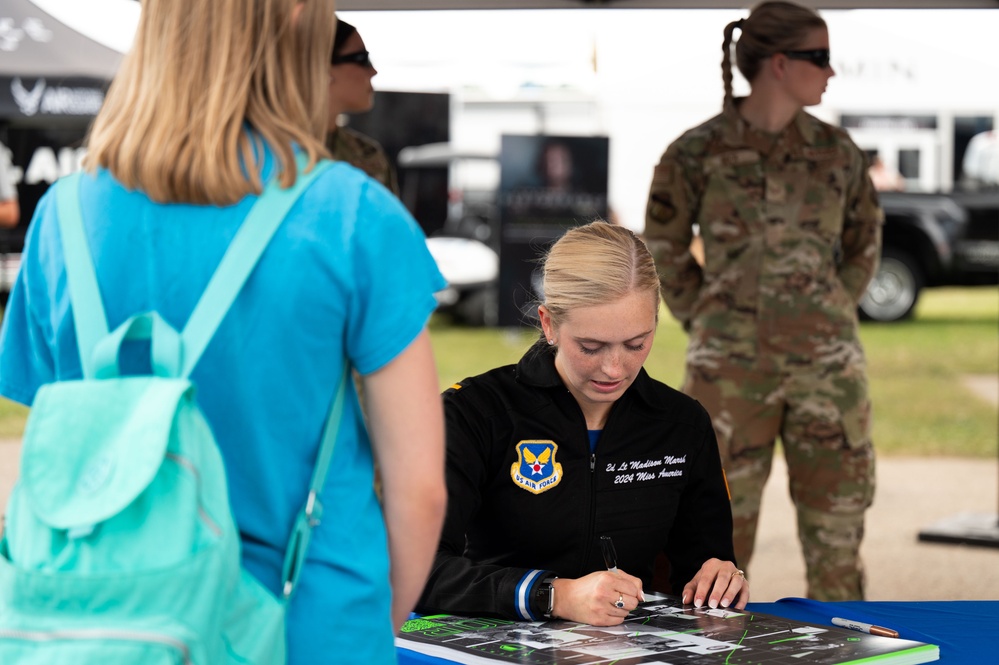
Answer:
[{"left": 859, "top": 248, "right": 923, "bottom": 322}]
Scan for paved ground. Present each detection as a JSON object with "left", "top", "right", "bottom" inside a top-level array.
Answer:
[
  {"left": 962, "top": 374, "right": 999, "bottom": 407},
  {"left": 748, "top": 454, "right": 998, "bottom": 601},
  {"left": 1, "top": 372, "right": 997, "bottom": 602}
]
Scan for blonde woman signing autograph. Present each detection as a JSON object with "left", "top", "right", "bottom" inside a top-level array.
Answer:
[{"left": 416, "top": 222, "right": 748, "bottom": 626}]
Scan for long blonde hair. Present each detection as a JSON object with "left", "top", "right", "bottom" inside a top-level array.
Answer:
[
  {"left": 541, "top": 221, "right": 661, "bottom": 332},
  {"left": 722, "top": 1, "right": 826, "bottom": 109},
  {"left": 84, "top": 0, "right": 335, "bottom": 205}
]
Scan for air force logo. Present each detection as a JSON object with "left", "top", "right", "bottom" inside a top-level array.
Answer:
[{"left": 511, "top": 440, "right": 563, "bottom": 495}]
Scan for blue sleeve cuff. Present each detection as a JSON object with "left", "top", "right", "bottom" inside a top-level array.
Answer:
[{"left": 515, "top": 569, "right": 547, "bottom": 621}]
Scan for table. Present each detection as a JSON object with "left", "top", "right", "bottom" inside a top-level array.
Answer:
[
  {"left": 746, "top": 598, "right": 995, "bottom": 663},
  {"left": 397, "top": 598, "right": 997, "bottom": 664}
]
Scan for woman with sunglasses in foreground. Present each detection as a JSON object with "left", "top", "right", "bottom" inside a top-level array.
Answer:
[
  {"left": 327, "top": 17, "right": 398, "bottom": 194},
  {"left": 643, "top": 0, "right": 882, "bottom": 602}
]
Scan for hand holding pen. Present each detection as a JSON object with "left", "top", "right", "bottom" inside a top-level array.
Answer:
[
  {"left": 543, "top": 536, "right": 645, "bottom": 627},
  {"left": 600, "top": 536, "right": 645, "bottom": 609}
]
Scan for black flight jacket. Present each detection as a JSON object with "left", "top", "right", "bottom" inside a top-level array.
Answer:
[{"left": 416, "top": 344, "right": 736, "bottom": 621}]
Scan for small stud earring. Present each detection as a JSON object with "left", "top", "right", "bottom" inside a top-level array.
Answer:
[{"left": 547, "top": 339, "right": 555, "bottom": 346}]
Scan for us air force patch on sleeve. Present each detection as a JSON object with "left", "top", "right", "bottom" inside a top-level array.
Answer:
[{"left": 511, "top": 440, "right": 563, "bottom": 494}]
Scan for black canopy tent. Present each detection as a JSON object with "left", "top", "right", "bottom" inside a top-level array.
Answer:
[
  {"left": 0, "top": 0, "right": 126, "bottom": 265},
  {"left": 0, "top": 0, "right": 123, "bottom": 123}
]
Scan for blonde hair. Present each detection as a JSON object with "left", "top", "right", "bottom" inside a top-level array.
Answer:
[
  {"left": 84, "top": 0, "right": 335, "bottom": 205},
  {"left": 722, "top": 1, "right": 826, "bottom": 108},
  {"left": 540, "top": 221, "right": 660, "bottom": 332}
]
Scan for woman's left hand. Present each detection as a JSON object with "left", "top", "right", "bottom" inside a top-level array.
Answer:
[{"left": 680, "top": 559, "right": 749, "bottom": 610}]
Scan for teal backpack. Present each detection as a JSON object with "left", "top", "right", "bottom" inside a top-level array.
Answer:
[{"left": 0, "top": 160, "right": 346, "bottom": 663}]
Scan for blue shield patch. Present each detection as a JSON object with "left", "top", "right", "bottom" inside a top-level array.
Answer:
[{"left": 510, "top": 440, "right": 563, "bottom": 495}]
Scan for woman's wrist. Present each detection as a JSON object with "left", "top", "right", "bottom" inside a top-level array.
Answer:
[
  {"left": 534, "top": 574, "right": 558, "bottom": 619},
  {"left": 549, "top": 577, "right": 568, "bottom": 620}
]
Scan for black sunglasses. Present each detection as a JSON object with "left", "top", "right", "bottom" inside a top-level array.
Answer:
[
  {"left": 782, "top": 49, "right": 831, "bottom": 69},
  {"left": 331, "top": 49, "right": 373, "bottom": 68}
]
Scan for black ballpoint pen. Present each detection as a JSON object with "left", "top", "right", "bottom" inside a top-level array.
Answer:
[
  {"left": 600, "top": 535, "right": 619, "bottom": 572},
  {"left": 601, "top": 535, "right": 646, "bottom": 603}
]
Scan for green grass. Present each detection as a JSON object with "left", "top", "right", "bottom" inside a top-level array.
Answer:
[
  {"left": 1, "top": 287, "right": 995, "bottom": 456},
  {"left": 858, "top": 287, "right": 998, "bottom": 457},
  {"left": 0, "top": 394, "right": 27, "bottom": 439},
  {"left": 431, "top": 286, "right": 998, "bottom": 458}
]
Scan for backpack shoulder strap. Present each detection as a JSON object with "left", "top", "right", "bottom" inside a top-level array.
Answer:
[
  {"left": 57, "top": 157, "right": 348, "bottom": 600},
  {"left": 280, "top": 361, "right": 350, "bottom": 600},
  {"left": 54, "top": 158, "right": 333, "bottom": 380},
  {"left": 180, "top": 157, "right": 332, "bottom": 377},
  {"left": 55, "top": 172, "right": 110, "bottom": 379}
]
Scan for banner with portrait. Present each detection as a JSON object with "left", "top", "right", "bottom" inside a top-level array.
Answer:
[{"left": 497, "top": 134, "right": 609, "bottom": 327}]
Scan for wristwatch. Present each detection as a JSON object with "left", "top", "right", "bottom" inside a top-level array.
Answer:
[{"left": 535, "top": 575, "right": 557, "bottom": 619}]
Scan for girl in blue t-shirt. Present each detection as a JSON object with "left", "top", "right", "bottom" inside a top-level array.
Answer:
[{"left": 0, "top": 3, "right": 447, "bottom": 663}]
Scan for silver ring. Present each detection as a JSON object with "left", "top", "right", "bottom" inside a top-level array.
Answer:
[
  {"left": 733, "top": 569, "right": 746, "bottom": 579},
  {"left": 614, "top": 594, "right": 625, "bottom": 609}
]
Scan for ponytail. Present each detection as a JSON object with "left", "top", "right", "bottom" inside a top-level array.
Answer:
[{"left": 721, "top": 18, "right": 743, "bottom": 110}]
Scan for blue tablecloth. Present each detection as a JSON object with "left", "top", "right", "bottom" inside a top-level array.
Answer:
[
  {"left": 397, "top": 598, "right": 997, "bottom": 664},
  {"left": 746, "top": 598, "right": 995, "bottom": 664}
]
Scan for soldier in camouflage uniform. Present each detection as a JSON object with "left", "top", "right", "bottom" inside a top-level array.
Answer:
[
  {"left": 327, "top": 18, "right": 399, "bottom": 195},
  {"left": 643, "top": 1, "right": 883, "bottom": 602}
]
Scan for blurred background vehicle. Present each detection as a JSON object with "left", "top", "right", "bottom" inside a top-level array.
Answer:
[
  {"left": 860, "top": 191, "right": 999, "bottom": 322},
  {"left": 398, "top": 142, "right": 501, "bottom": 327}
]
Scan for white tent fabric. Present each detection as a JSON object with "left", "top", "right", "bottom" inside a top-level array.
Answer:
[{"left": 26, "top": 0, "right": 138, "bottom": 56}]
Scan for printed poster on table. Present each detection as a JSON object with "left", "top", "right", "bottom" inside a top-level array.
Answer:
[{"left": 397, "top": 595, "right": 938, "bottom": 665}]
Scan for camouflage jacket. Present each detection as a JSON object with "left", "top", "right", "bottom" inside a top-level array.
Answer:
[
  {"left": 644, "top": 102, "right": 883, "bottom": 359},
  {"left": 326, "top": 126, "right": 399, "bottom": 196}
]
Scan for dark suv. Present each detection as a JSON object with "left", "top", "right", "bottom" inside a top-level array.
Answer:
[{"left": 859, "top": 191, "right": 999, "bottom": 322}]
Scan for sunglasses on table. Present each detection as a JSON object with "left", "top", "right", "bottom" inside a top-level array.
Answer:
[
  {"left": 331, "top": 49, "right": 374, "bottom": 68},
  {"left": 782, "top": 49, "right": 831, "bottom": 69}
]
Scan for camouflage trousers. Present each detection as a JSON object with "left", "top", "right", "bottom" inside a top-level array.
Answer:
[{"left": 684, "top": 353, "right": 875, "bottom": 601}]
